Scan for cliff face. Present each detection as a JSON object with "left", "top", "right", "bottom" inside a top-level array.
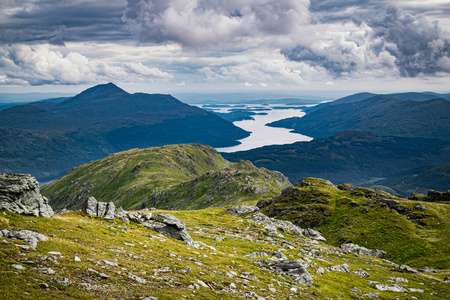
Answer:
[{"left": 0, "top": 173, "right": 54, "bottom": 217}]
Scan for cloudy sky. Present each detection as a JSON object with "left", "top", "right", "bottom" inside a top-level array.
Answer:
[{"left": 1, "top": 0, "right": 450, "bottom": 95}]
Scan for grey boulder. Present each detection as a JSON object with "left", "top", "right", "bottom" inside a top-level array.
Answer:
[
  {"left": 304, "top": 228, "right": 326, "bottom": 241},
  {"left": 226, "top": 206, "right": 259, "bottom": 216},
  {"left": 0, "top": 229, "right": 48, "bottom": 249},
  {"left": 143, "top": 213, "right": 193, "bottom": 243},
  {"left": 0, "top": 173, "right": 54, "bottom": 218},
  {"left": 341, "top": 243, "right": 386, "bottom": 258}
]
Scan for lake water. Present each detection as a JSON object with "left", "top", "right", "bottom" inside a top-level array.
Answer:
[{"left": 213, "top": 105, "right": 313, "bottom": 153}]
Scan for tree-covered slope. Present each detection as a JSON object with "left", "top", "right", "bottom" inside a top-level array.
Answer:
[
  {"left": 222, "top": 131, "right": 450, "bottom": 194},
  {"left": 270, "top": 96, "right": 450, "bottom": 140},
  {"left": 41, "top": 144, "right": 291, "bottom": 211}
]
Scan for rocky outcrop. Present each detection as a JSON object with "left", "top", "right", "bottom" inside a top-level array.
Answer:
[
  {"left": 81, "top": 198, "right": 193, "bottom": 243},
  {"left": 272, "top": 260, "right": 313, "bottom": 287},
  {"left": 226, "top": 206, "right": 259, "bottom": 216},
  {"left": 0, "top": 229, "right": 48, "bottom": 249},
  {"left": 83, "top": 197, "right": 115, "bottom": 219},
  {"left": 0, "top": 173, "right": 54, "bottom": 217},
  {"left": 303, "top": 228, "right": 326, "bottom": 241},
  {"left": 340, "top": 243, "right": 386, "bottom": 258},
  {"left": 143, "top": 213, "right": 193, "bottom": 243}
]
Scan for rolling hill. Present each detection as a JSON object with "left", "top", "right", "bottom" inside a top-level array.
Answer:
[{"left": 41, "top": 143, "right": 291, "bottom": 211}]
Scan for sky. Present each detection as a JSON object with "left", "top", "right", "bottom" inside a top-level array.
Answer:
[{"left": 1, "top": 0, "right": 450, "bottom": 96}]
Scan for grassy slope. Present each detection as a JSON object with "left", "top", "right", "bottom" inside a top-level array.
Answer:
[
  {"left": 261, "top": 178, "right": 450, "bottom": 269},
  {"left": 0, "top": 208, "right": 448, "bottom": 299},
  {"left": 42, "top": 144, "right": 290, "bottom": 211}
]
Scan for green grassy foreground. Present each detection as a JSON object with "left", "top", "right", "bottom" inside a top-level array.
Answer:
[{"left": 0, "top": 207, "right": 448, "bottom": 299}]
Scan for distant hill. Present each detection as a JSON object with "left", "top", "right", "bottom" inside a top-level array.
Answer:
[
  {"left": 373, "top": 163, "right": 450, "bottom": 197},
  {"left": 41, "top": 144, "right": 291, "bottom": 211},
  {"left": 0, "top": 83, "right": 249, "bottom": 181},
  {"left": 304, "top": 91, "right": 450, "bottom": 114},
  {"left": 269, "top": 95, "right": 450, "bottom": 140},
  {"left": 222, "top": 130, "right": 450, "bottom": 195}
]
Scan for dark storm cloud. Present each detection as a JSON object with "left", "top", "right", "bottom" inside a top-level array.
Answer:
[
  {"left": 0, "top": 0, "right": 129, "bottom": 45},
  {"left": 367, "top": 6, "right": 450, "bottom": 77},
  {"left": 283, "top": 5, "right": 450, "bottom": 77},
  {"left": 121, "top": 0, "right": 310, "bottom": 47}
]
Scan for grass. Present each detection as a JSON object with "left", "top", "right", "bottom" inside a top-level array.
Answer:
[{"left": 0, "top": 207, "right": 449, "bottom": 299}]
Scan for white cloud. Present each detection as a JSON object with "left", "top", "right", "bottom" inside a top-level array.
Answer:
[
  {"left": 244, "top": 82, "right": 253, "bottom": 87},
  {"left": 0, "top": 44, "right": 173, "bottom": 85},
  {"left": 260, "top": 83, "right": 267, "bottom": 87}
]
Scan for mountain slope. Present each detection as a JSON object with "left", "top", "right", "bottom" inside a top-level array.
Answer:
[
  {"left": 0, "top": 83, "right": 249, "bottom": 181},
  {"left": 269, "top": 96, "right": 450, "bottom": 140},
  {"left": 260, "top": 177, "right": 450, "bottom": 269},
  {"left": 222, "top": 131, "right": 450, "bottom": 194},
  {"left": 41, "top": 144, "right": 291, "bottom": 210}
]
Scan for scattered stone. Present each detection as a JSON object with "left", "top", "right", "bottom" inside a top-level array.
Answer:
[
  {"left": 418, "top": 266, "right": 437, "bottom": 273},
  {"left": 0, "top": 173, "right": 54, "bottom": 217},
  {"left": 74, "top": 256, "right": 81, "bottom": 262},
  {"left": 197, "top": 280, "right": 209, "bottom": 288},
  {"left": 271, "top": 219, "right": 303, "bottom": 237},
  {"left": 327, "top": 264, "right": 350, "bottom": 273},
  {"left": 226, "top": 206, "right": 259, "bottom": 216},
  {"left": 398, "top": 264, "right": 418, "bottom": 274},
  {"left": 303, "top": 228, "right": 326, "bottom": 241},
  {"left": 414, "top": 203, "right": 426, "bottom": 211},
  {"left": 98, "top": 272, "right": 109, "bottom": 279},
  {"left": 0, "top": 229, "right": 48, "bottom": 249},
  {"left": 388, "top": 277, "right": 408, "bottom": 283},
  {"left": 240, "top": 291, "right": 264, "bottom": 300},
  {"left": 127, "top": 273, "right": 146, "bottom": 284},
  {"left": 351, "top": 287, "right": 363, "bottom": 293},
  {"left": 143, "top": 213, "right": 193, "bottom": 243},
  {"left": 114, "top": 208, "right": 130, "bottom": 223},
  {"left": 340, "top": 243, "right": 386, "bottom": 258},
  {"left": 409, "top": 288, "right": 424, "bottom": 293},
  {"left": 50, "top": 278, "right": 70, "bottom": 286},
  {"left": 48, "top": 251, "right": 62, "bottom": 256},
  {"left": 364, "top": 292, "right": 379, "bottom": 298},
  {"left": 39, "top": 283, "right": 49, "bottom": 289},
  {"left": 444, "top": 276, "right": 450, "bottom": 283},
  {"left": 245, "top": 252, "right": 269, "bottom": 259},
  {"left": 337, "top": 183, "right": 355, "bottom": 191},
  {"left": 273, "top": 260, "right": 313, "bottom": 287},
  {"left": 229, "top": 283, "right": 236, "bottom": 289},
  {"left": 11, "top": 264, "right": 25, "bottom": 270},
  {"left": 351, "top": 269, "right": 370, "bottom": 278},
  {"left": 374, "top": 284, "right": 407, "bottom": 292},
  {"left": 316, "top": 267, "right": 325, "bottom": 275}
]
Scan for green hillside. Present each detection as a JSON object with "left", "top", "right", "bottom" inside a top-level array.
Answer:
[
  {"left": 41, "top": 144, "right": 291, "bottom": 211},
  {"left": 260, "top": 177, "right": 450, "bottom": 269}
]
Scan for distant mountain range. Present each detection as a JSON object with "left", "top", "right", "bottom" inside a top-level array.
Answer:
[
  {"left": 223, "top": 130, "right": 450, "bottom": 197},
  {"left": 0, "top": 83, "right": 249, "bottom": 181},
  {"left": 269, "top": 93, "right": 450, "bottom": 141}
]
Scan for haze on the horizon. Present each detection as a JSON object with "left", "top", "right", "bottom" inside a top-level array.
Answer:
[{"left": 1, "top": 0, "right": 450, "bottom": 95}]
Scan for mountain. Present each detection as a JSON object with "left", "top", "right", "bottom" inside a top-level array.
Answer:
[
  {"left": 269, "top": 95, "right": 450, "bottom": 140},
  {"left": 0, "top": 83, "right": 249, "bottom": 181},
  {"left": 41, "top": 144, "right": 291, "bottom": 211},
  {"left": 222, "top": 131, "right": 450, "bottom": 195},
  {"left": 303, "top": 91, "right": 450, "bottom": 114}
]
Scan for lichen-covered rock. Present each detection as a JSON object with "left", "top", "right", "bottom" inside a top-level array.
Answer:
[
  {"left": 304, "top": 228, "right": 326, "bottom": 241},
  {"left": 271, "top": 219, "right": 303, "bottom": 237},
  {"left": 84, "top": 197, "right": 97, "bottom": 216},
  {"left": 143, "top": 213, "right": 193, "bottom": 243},
  {"left": 0, "top": 228, "right": 48, "bottom": 249},
  {"left": 0, "top": 173, "right": 54, "bottom": 217},
  {"left": 273, "top": 260, "right": 312, "bottom": 287},
  {"left": 97, "top": 202, "right": 108, "bottom": 217},
  {"left": 226, "top": 206, "right": 259, "bottom": 216},
  {"left": 374, "top": 284, "right": 407, "bottom": 292},
  {"left": 351, "top": 269, "right": 370, "bottom": 278},
  {"left": 340, "top": 243, "right": 386, "bottom": 258},
  {"left": 103, "top": 202, "right": 116, "bottom": 220}
]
